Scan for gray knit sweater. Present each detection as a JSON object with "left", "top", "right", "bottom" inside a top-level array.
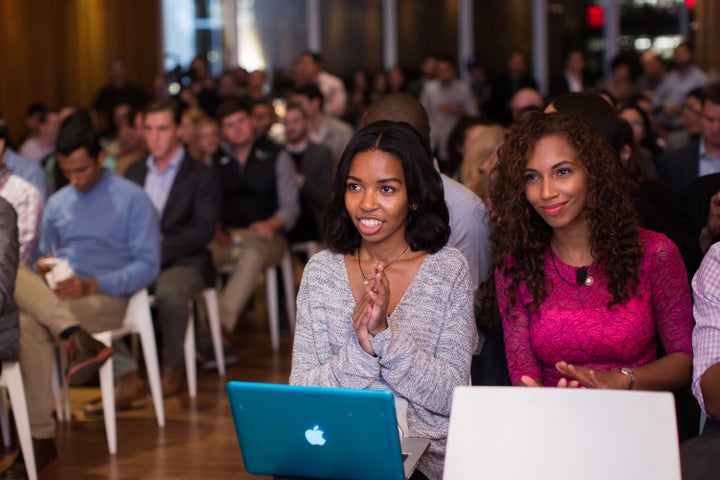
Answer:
[{"left": 290, "top": 246, "right": 478, "bottom": 480}]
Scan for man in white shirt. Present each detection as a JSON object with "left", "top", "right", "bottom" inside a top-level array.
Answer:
[
  {"left": 293, "top": 51, "right": 347, "bottom": 118},
  {"left": 420, "top": 56, "right": 478, "bottom": 163}
]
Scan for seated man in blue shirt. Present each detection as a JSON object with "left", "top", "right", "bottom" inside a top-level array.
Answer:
[
  {"left": 124, "top": 98, "right": 220, "bottom": 396},
  {"left": 1, "top": 111, "right": 160, "bottom": 479}
]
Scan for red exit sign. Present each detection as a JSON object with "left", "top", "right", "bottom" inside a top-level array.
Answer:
[{"left": 586, "top": 6, "right": 604, "bottom": 28}]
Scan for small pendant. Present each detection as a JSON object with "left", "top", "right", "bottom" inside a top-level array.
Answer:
[
  {"left": 363, "top": 279, "right": 369, "bottom": 286},
  {"left": 584, "top": 275, "right": 594, "bottom": 286}
]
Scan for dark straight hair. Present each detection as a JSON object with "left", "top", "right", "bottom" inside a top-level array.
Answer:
[
  {"left": 323, "top": 120, "right": 449, "bottom": 254},
  {"left": 56, "top": 110, "right": 101, "bottom": 158}
]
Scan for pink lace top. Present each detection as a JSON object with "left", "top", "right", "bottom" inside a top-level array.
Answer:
[{"left": 496, "top": 229, "right": 693, "bottom": 386}]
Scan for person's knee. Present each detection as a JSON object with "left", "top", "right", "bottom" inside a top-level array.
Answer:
[
  {"left": 19, "top": 311, "right": 49, "bottom": 341},
  {"left": 153, "top": 290, "right": 190, "bottom": 315}
]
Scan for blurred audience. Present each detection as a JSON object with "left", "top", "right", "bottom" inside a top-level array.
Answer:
[
  {"left": 509, "top": 88, "right": 545, "bottom": 123},
  {"left": 293, "top": 51, "right": 347, "bottom": 118},
  {"left": 420, "top": 55, "right": 478, "bottom": 164},
  {"left": 91, "top": 58, "right": 149, "bottom": 135},
  {"left": 407, "top": 55, "right": 437, "bottom": 99},
  {"left": 666, "top": 87, "right": 706, "bottom": 151},
  {"left": 638, "top": 50, "right": 667, "bottom": 99},
  {"left": 19, "top": 109, "right": 60, "bottom": 164},
  {"left": 487, "top": 50, "right": 537, "bottom": 125},
  {"left": 196, "top": 116, "right": 222, "bottom": 167},
  {"left": 458, "top": 125, "right": 506, "bottom": 203},
  {"left": 178, "top": 107, "right": 207, "bottom": 160},
  {"left": 444, "top": 115, "right": 490, "bottom": 178},
  {"left": 282, "top": 102, "right": 334, "bottom": 245},
  {"left": 289, "top": 84, "right": 354, "bottom": 165},
  {"left": 596, "top": 54, "right": 638, "bottom": 105},
  {"left": 549, "top": 50, "right": 591, "bottom": 98},
  {"left": 653, "top": 42, "right": 709, "bottom": 134}
]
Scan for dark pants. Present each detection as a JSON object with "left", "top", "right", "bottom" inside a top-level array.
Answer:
[
  {"left": 680, "top": 428, "right": 720, "bottom": 480},
  {"left": 471, "top": 321, "right": 511, "bottom": 386},
  {"left": 153, "top": 265, "right": 205, "bottom": 367}
]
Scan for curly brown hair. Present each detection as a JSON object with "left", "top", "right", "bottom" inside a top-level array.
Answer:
[{"left": 488, "top": 112, "right": 642, "bottom": 318}]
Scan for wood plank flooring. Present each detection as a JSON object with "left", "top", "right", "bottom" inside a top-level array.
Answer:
[{"left": 1, "top": 285, "right": 294, "bottom": 479}]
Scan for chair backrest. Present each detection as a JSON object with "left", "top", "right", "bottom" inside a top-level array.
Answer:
[
  {"left": 119, "top": 289, "right": 151, "bottom": 332},
  {"left": 444, "top": 386, "right": 681, "bottom": 480}
]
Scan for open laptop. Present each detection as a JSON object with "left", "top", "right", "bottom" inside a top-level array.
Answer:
[
  {"left": 444, "top": 386, "right": 681, "bottom": 480},
  {"left": 226, "top": 381, "right": 430, "bottom": 480}
]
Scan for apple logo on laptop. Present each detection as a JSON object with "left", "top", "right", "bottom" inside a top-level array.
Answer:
[{"left": 305, "top": 425, "right": 326, "bottom": 446}]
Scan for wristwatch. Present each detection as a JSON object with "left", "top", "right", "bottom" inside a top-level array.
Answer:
[{"left": 619, "top": 367, "right": 635, "bottom": 390}]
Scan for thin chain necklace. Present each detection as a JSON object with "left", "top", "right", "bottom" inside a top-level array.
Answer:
[
  {"left": 551, "top": 238, "right": 594, "bottom": 287},
  {"left": 357, "top": 244, "right": 411, "bottom": 286}
]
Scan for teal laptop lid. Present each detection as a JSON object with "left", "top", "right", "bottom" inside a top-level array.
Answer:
[{"left": 226, "top": 381, "right": 409, "bottom": 480}]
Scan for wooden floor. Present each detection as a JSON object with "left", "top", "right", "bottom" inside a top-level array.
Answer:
[{"left": 0, "top": 286, "right": 294, "bottom": 479}]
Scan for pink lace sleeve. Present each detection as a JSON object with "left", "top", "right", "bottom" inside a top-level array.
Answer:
[
  {"left": 643, "top": 231, "right": 694, "bottom": 357},
  {"left": 495, "top": 266, "right": 541, "bottom": 383}
]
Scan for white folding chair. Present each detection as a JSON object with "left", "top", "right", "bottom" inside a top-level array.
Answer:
[
  {"left": 0, "top": 362, "right": 37, "bottom": 480},
  {"left": 53, "top": 287, "right": 223, "bottom": 422},
  {"left": 92, "top": 289, "right": 165, "bottom": 454}
]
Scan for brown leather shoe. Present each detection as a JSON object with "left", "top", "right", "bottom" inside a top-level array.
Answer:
[
  {"left": 83, "top": 370, "right": 147, "bottom": 418},
  {"left": 0, "top": 438, "right": 58, "bottom": 479},
  {"left": 161, "top": 365, "right": 184, "bottom": 398}
]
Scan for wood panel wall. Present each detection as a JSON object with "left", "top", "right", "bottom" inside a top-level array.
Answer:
[
  {"left": 695, "top": 2, "right": 720, "bottom": 78},
  {"left": 0, "top": 0, "right": 161, "bottom": 146}
]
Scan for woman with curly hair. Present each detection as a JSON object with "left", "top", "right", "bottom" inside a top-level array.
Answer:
[
  {"left": 490, "top": 112, "right": 692, "bottom": 390},
  {"left": 290, "top": 120, "right": 478, "bottom": 480}
]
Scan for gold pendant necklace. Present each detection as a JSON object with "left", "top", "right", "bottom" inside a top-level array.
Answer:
[{"left": 357, "top": 244, "right": 411, "bottom": 285}]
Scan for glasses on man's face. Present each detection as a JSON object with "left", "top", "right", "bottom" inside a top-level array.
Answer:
[{"left": 682, "top": 104, "right": 702, "bottom": 117}]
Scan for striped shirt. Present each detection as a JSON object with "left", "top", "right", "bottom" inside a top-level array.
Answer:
[
  {"left": 692, "top": 241, "right": 720, "bottom": 412},
  {"left": 0, "top": 168, "right": 43, "bottom": 265}
]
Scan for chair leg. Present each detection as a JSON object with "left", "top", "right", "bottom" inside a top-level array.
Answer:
[
  {"left": 51, "top": 356, "right": 63, "bottom": 423},
  {"left": 52, "top": 347, "right": 72, "bottom": 422},
  {"left": 3, "top": 362, "right": 37, "bottom": 480},
  {"left": 136, "top": 320, "right": 165, "bottom": 428},
  {"left": 280, "top": 251, "right": 297, "bottom": 333},
  {"left": 265, "top": 267, "right": 280, "bottom": 351},
  {"left": 0, "top": 386, "right": 9, "bottom": 448},
  {"left": 202, "top": 288, "right": 225, "bottom": 376},
  {"left": 92, "top": 332, "right": 117, "bottom": 455},
  {"left": 184, "top": 306, "right": 197, "bottom": 398},
  {"left": 60, "top": 361, "right": 72, "bottom": 422},
  {"left": 126, "top": 289, "right": 165, "bottom": 427}
]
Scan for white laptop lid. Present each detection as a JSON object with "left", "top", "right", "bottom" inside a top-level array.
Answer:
[{"left": 444, "top": 387, "right": 681, "bottom": 480}]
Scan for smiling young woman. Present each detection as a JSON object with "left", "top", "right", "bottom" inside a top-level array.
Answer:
[
  {"left": 486, "top": 112, "right": 693, "bottom": 392},
  {"left": 289, "top": 121, "right": 478, "bottom": 480}
]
